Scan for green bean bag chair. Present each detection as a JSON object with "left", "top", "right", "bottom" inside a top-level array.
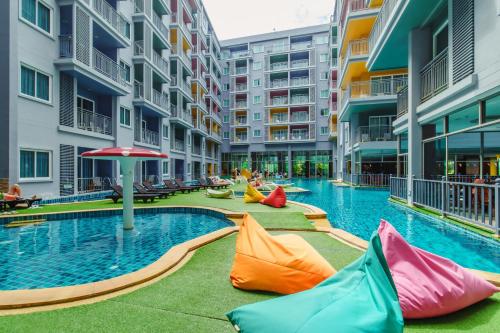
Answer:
[
  {"left": 206, "top": 188, "right": 234, "bottom": 199},
  {"left": 226, "top": 230, "right": 403, "bottom": 333}
]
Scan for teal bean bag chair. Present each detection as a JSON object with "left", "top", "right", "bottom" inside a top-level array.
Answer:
[{"left": 226, "top": 231, "right": 403, "bottom": 333}]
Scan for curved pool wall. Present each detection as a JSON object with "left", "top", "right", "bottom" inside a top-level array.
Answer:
[
  {"left": 0, "top": 208, "right": 232, "bottom": 290},
  {"left": 288, "top": 179, "right": 500, "bottom": 273}
]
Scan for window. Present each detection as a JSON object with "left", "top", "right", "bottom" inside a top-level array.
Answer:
[
  {"left": 253, "top": 112, "right": 261, "bottom": 121},
  {"left": 253, "top": 95, "right": 262, "bottom": 104},
  {"left": 223, "top": 115, "right": 229, "bottom": 123},
  {"left": 188, "top": 135, "right": 191, "bottom": 146},
  {"left": 253, "top": 129, "right": 261, "bottom": 137},
  {"left": 319, "top": 53, "right": 329, "bottom": 63},
  {"left": 320, "top": 90, "right": 329, "bottom": 98},
  {"left": 253, "top": 79, "right": 261, "bottom": 87},
  {"left": 119, "top": 61, "right": 131, "bottom": 83},
  {"left": 252, "top": 61, "right": 263, "bottom": 71},
  {"left": 162, "top": 160, "right": 169, "bottom": 176},
  {"left": 320, "top": 72, "right": 328, "bottom": 80},
  {"left": 21, "top": 0, "right": 52, "bottom": 35},
  {"left": 223, "top": 67, "right": 229, "bottom": 75},
  {"left": 223, "top": 99, "right": 229, "bottom": 107},
  {"left": 223, "top": 131, "right": 230, "bottom": 139},
  {"left": 19, "top": 149, "right": 51, "bottom": 180},
  {"left": 315, "top": 36, "right": 329, "bottom": 45},
  {"left": 320, "top": 126, "right": 329, "bottom": 135},
  {"left": 252, "top": 44, "right": 264, "bottom": 53},
  {"left": 162, "top": 124, "right": 169, "bottom": 139},
  {"left": 223, "top": 83, "right": 229, "bottom": 91},
  {"left": 20, "top": 64, "right": 51, "bottom": 102},
  {"left": 321, "top": 108, "right": 329, "bottom": 116},
  {"left": 433, "top": 21, "right": 448, "bottom": 57},
  {"left": 120, "top": 106, "right": 131, "bottom": 127}
]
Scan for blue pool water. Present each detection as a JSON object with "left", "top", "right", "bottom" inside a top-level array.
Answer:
[
  {"left": 0, "top": 213, "right": 231, "bottom": 290},
  {"left": 288, "top": 179, "right": 500, "bottom": 273}
]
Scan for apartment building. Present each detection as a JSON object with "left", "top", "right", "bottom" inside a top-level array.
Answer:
[
  {"left": 0, "top": 0, "right": 223, "bottom": 198},
  {"left": 219, "top": 25, "right": 338, "bottom": 178},
  {"left": 365, "top": 0, "right": 500, "bottom": 200},
  {"left": 335, "top": 0, "right": 408, "bottom": 184}
]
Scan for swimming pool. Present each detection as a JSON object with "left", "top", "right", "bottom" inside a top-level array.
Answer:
[
  {"left": 288, "top": 179, "right": 500, "bottom": 273},
  {"left": 0, "top": 212, "right": 232, "bottom": 290}
]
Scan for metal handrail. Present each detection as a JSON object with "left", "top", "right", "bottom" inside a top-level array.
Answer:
[
  {"left": 77, "top": 108, "right": 113, "bottom": 136},
  {"left": 93, "top": 48, "right": 129, "bottom": 87},
  {"left": 420, "top": 48, "right": 449, "bottom": 103},
  {"left": 93, "top": 0, "right": 130, "bottom": 39},
  {"left": 368, "top": 0, "right": 398, "bottom": 54},
  {"left": 397, "top": 85, "right": 408, "bottom": 118}
]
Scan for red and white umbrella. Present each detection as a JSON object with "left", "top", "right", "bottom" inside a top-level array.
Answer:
[{"left": 82, "top": 147, "right": 168, "bottom": 230}]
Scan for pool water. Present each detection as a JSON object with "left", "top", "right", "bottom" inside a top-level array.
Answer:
[
  {"left": 288, "top": 179, "right": 500, "bottom": 273},
  {"left": 0, "top": 213, "right": 231, "bottom": 290}
]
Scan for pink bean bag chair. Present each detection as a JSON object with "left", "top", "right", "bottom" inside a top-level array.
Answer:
[
  {"left": 378, "top": 220, "right": 498, "bottom": 319},
  {"left": 260, "top": 186, "right": 287, "bottom": 208}
]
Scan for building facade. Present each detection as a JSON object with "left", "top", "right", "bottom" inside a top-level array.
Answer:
[
  {"left": 336, "top": 0, "right": 500, "bottom": 196},
  {"left": 219, "top": 25, "right": 339, "bottom": 178},
  {"left": 1, "top": 0, "right": 224, "bottom": 198}
]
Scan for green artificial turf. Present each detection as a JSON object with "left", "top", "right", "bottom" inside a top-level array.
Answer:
[
  {"left": 1, "top": 221, "right": 497, "bottom": 333},
  {"left": 0, "top": 189, "right": 307, "bottom": 218},
  {"left": 249, "top": 211, "right": 315, "bottom": 230}
]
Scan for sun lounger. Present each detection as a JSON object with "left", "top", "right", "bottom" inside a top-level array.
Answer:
[
  {"left": 133, "top": 183, "right": 169, "bottom": 199},
  {"left": 143, "top": 181, "right": 177, "bottom": 196},
  {"left": 207, "top": 177, "right": 229, "bottom": 189},
  {"left": 5, "top": 197, "right": 42, "bottom": 210},
  {"left": 175, "top": 179, "right": 201, "bottom": 191},
  {"left": 106, "top": 185, "right": 157, "bottom": 203},
  {"left": 206, "top": 188, "right": 234, "bottom": 199},
  {"left": 163, "top": 180, "right": 192, "bottom": 193},
  {"left": 199, "top": 177, "right": 222, "bottom": 189}
]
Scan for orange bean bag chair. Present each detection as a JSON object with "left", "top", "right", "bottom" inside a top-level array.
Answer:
[
  {"left": 230, "top": 214, "right": 335, "bottom": 294},
  {"left": 244, "top": 184, "right": 266, "bottom": 203},
  {"left": 260, "top": 186, "right": 287, "bottom": 208}
]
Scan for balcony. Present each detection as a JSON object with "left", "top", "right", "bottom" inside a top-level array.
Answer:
[
  {"left": 134, "top": 81, "right": 169, "bottom": 113},
  {"left": 269, "top": 115, "right": 288, "bottom": 124},
  {"left": 290, "top": 77, "right": 310, "bottom": 87},
  {"left": 57, "top": 36, "right": 130, "bottom": 95},
  {"left": 170, "top": 75, "right": 192, "bottom": 97},
  {"left": 368, "top": 0, "right": 399, "bottom": 56},
  {"left": 290, "top": 112, "right": 310, "bottom": 123},
  {"left": 234, "top": 67, "right": 248, "bottom": 75},
  {"left": 341, "top": 38, "right": 369, "bottom": 75},
  {"left": 265, "top": 43, "right": 312, "bottom": 54},
  {"left": 230, "top": 50, "right": 251, "bottom": 59},
  {"left": 234, "top": 84, "right": 248, "bottom": 92},
  {"left": 141, "top": 128, "right": 160, "bottom": 146},
  {"left": 172, "top": 139, "right": 185, "bottom": 152},
  {"left": 93, "top": 0, "right": 130, "bottom": 41},
  {"left": 397, "top": 85, "right": 408, "bottom": 118},
  {"left": 270, "top": 96, "right": 288, "bottom": 106},
  {"left": 170, "top": 104, "right": 193, "bottom": 126},
  {"left": 231, "top": 134, "right": 248, "bottom": 144},
  {"left": 233, "top": 100, "right": 248, "bottom": 109},
  {"left": 77, "top": 108, "right": 112, "bottom": 136},
  {"left": 290, "top": 95, "right": 311, "bottom": 104},
  {"left": 152, "top": 51, "right": 169, "bottom": 75},
  {"left": 290, "top": 130, "right": 313, "bottom": 141},
  {"left": 270, "top": 79, "right": 288, "bottom": 88},
  {"left": 356, "top": 125, "right": 395, "bottom": 143},
  {"left": 270, "top": 62, "right": 288, "bottom": 71},
  {"left": 269, "top": 132, "right": 289, "bottom": 142},
  {"left": 290, "top": 59, "right": 309, "bottom": 69},
  {"left": 233, "top": 117, "right": 248, "bottom": 126},
  {"left": 420, "top": 48, "right": 448, "bottom": 103},
  {"left": 171, "top": 44, "right": 191, "bottom": 70},
  {"left": 152, "top": 12, "right": 169, "bottom": 39},
  {"left": 339, "top": 0, "right": 372, "bottom": 34}
]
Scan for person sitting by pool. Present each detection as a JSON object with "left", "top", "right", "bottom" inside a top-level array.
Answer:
[{"left": 2, "top": 184, "right": 22, "bottom": 201}]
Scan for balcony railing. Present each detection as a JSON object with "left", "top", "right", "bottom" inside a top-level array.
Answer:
[
  {"left": 93, "top": 48, "right": 129, "bottom": 87},
  {"left": 270, "top": 79, "right": 288, "bottom": 88},
  {"left": 234, "top": 84, "right": 248, "bottom": 92},
  {"left": 230, "top": 50, "right": 251, "bottom": 59},
  {"left": 356, "top": 125, "right": 395, "bottom": 143},
  {"left": 341, "top": 77, "right": 408, "bottom": 107},
  {"left": 59, "top": 35, "right": 72, "bottom": 58},
  {"left": 270, "top": 62, "right": 288, "bottom": 71},
  {"left": 369, "top": 0, "right": 398, "bottom": 54},
  {"left": 134, "top": 40, "right": 144, "bottom": 55},
  {"left": 141, "top": 128, "right": 160, "bottom": 146},
  {"left": 270, "top": 96, "right": 288, "bottom": 106},
  {"left": 77, "top": 108, "right": 113, "bottom": 136},
  {"left": 152, "top": 89, "right": 169, "bottom": 109},
  {"left": 397, "top": 85, "right": 408, "bottom": 118},
  {"left": 420, "top": 48, "right": 449, "bottom": 103},
  {"left": 235, "top": 67, "right": 248, "bottom": 75},
  {"left": 339, "top": 0, "right": 371, "bottom": 33},
  {"left": 232, "top": 134, "right": 248, "bottom": 143},
  {"left": 270, "top": 115, "right": 288, "bottom": 124},
  {"left": 93, "top": 0, "right": 130, "bottom": 39},
  {"left": 290, "top": 131, "right": 311, "bottom": 141},
  {"left": 290, "top": 59, "right": 309, "bottom": 69},
  {"left": 172, "top": 140, "right": 185, "bottom": 152},
  {"left": 290, "top": 95, "right": 310, "bottom": 104},
  {"left": 290, "top": 77, "right": 309, "bottom": 87},
  {"left": 234, "top": 117, "right": 248, "bottom": 126},
  {"left": 171, "top": 44, "right": 191, "bottom": 67},
  {"left": 170, "top": 104, "right": 192, "bottom": 124},
  {"left": 234, "top": 100, "right": 248, "bottom": 109},
  {"left": 152, "top": 51, "right": 169, "bottom": 74},
  {"left": 152, "top": 12, "right": 169, "bottom": 39},
  {"left": 290, "top": 112, "right": 310, "bottom": 122},
  {"left": 331, "top": 57, "right": 338, "bottom": 68},
  {"left": 134, "top": 81, "right": 169, "bottom": 110},
  {"left": 290, "top": 42, "right": 312, "bottom": 51}
]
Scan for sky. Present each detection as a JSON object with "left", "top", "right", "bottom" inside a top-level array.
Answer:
[{"left": 202, "top": 0, "right": 335, "bottom": 41}]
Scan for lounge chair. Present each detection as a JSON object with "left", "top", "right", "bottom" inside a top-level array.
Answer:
[
  {"left": 143, "top": 180, "right": 177, "bottom": 196},
  {"left": 106, "top": 185, "right": 157, "bottom": 203},
  {"left": 5, "top": 197, "right": 42, "bottom": 210},
  {"left": 198, "top": 177, "right": 222, "bottom": 189},
  {"left": 206, "top": 188, "right": 234, "bottom": 199},
  {"left": 133, "top": 183, "right": 169, "bottom": 199},
  {"left": 163, "top": 180, "right": 192, "bottom": 193},
  {"left": 207, "top": 177, "right": 229, "bottom": 189},
  {"left": 175, "top": 179, "right": 201, "bottom": 191}
]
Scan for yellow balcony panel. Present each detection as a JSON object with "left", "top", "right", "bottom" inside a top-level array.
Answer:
[
  {"left": 368, "top": 0, "right": 383, "bottom": 8},
  {"left": 170, "top": 29, "right": 178, "bottom": 44},
  {"left": 270, "top": 108, "right": 288, "bottom": 114},
  {"left": 340, "top": 17, "right": 376, "bottom": 55}
]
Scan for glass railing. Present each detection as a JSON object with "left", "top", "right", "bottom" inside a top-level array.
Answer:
[
  {"left": 271, "top": 96, "right": 288, "bottom": 105},
  {"left": 234, "top": 100, "right": 248, "bottom": 108},
  {"left": 235, "top": 67, "right": 248, "bottom": 75},
  {"left": 356, "top": 125, "right": 395, "bottom": 143},
  {"left": 290, "top": 77, "right": 309, "bottom": 86},
  {"left": 290, "top": 59, "right": 309, "bottom": 68},
  {"left": 270, "top": 62, "right": 288, "bottom": 70},
  {"left": 270, "top": 79, "right": 288, "bottom": 88},
  {"left": 290, "top": 95, "right": 310, "bottom": 104}
]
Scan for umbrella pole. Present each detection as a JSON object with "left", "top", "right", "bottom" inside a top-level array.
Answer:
[{"left": 121, "top": 159, "right": 135, "bottom": 230}]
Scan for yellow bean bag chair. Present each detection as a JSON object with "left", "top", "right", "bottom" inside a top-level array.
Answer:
[
  {"left": 241, "top": 168, "right": 252, "bottom": 180},
  {"left": 243, "top": 184, "right": 266, "bottom": 203},
  {"left": 230, "top": 214, "right": 336, "bottom": 294}
]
